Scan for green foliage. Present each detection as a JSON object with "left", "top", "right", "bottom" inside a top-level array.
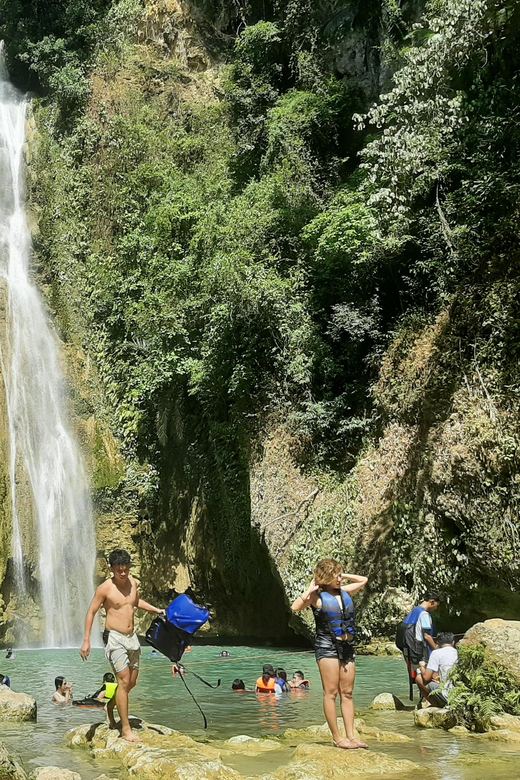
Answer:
[
  {"left": 449, "top": 645, "right": 520, "bottom": 730},
  {"left": 22, "top": 0, "right": 520, "bottom": 622}
]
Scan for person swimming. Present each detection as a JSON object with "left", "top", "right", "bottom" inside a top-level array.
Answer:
[
  {"left": 53, "top": 676, "right": 73, "bottom": 703},
  {"left": 232, "top": 678, "right": 245, "bottom": 690},
  {"left": 172, "top": 663, "right": 186, "bottom": 677},
  {"left": 291, "top": 670, "right": 310, "bottom": 689},
  {"left": 274, "top": 668, "right": 290, "bottom": 692},
  {"left": 5, "top": 648, "right": 13, "bottom": 660},
  {"left": 219, "top": 650, "right": 230, "bottom": 657}
]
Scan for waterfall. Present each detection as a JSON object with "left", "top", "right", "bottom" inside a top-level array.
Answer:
[{"left": 0, "top": 44, "right": 97, "bottom": 647}]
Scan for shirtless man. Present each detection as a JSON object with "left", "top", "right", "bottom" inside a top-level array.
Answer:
[{"left": 80, "top": 549, "right": 164, "bottom": 742}]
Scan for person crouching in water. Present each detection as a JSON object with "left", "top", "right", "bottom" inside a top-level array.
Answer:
[{"left": 291, "top": 559, "right": 368, "bottom": 750}]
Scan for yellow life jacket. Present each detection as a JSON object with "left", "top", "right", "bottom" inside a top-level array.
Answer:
[{"left": 104, "top": 682, "right": 118, "bottom": 700}]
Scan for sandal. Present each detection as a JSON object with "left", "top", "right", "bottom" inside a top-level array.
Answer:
[{"left": 333, "top": 738, "right": 358, "bottom": 750}]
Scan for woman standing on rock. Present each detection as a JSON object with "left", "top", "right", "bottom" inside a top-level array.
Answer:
[{"left": 291, "top": 559, "right": 368, "bottom": 750}]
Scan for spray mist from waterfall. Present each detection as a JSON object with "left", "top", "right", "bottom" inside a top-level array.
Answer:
[{"left": 0, "top": 44, "right": 97, "bottom": 647}]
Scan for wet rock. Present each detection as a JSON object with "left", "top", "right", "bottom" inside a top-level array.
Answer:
[
  {"left": 414, "top": 707, "right": 457, "bottom": 730},
  {"left": 356, "top": 726, "right": 413, "bottom": 743},
  {"left": 271, "top": 743, "right": 420, "bottom": 779},
  {"left": 0, "top": 742, "right": 27, "bottom": 780},
  {"left": 370, "top": 693, "right": 396, "bottom": 710},
  {"left": 459, "top": 619, "right": 520, "bottom": 684},
  {"left": 31, "top": 769, "right": 81, "bottom": 780},
  {"left": 477, "top": 729, "right": 520, "bottom": 743},
  {"left": 0, "top": 688, "right": 37, "bottom": 722},
  {"left": 221, "top": 737, "right": 281, "bottom": 756},
  {"left": 489, "top": 714, "right": 520, "bottom": 732},
  {"left": 448, "top": 725, "right": 470, "bottom": 735},
  {"left": 65, "top": 721, "right": 236, "bottom": 779}
]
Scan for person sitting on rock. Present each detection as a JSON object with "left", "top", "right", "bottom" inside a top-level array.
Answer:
[
  {"left": 0, "top": 674, "right": 11, "bottom": 687},
  {"left": 290, "top": 670, "right": 310, "bottom": 689},
  {"left": 53, "top": 676, "right": 73, "bottom": 703},
  {"left": 416, "top": 631, "right": 458, "bottom": 707}
]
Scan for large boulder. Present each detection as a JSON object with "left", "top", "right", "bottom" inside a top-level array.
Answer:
[
  {"left": 0, "top": 688, "right": 37, "bottom": 722},
  {"left": 0, "top": 742, "right": 27, "bottom": 780},
  {"left": 459, "top": 619, "right": 520, "bottom": 684}
]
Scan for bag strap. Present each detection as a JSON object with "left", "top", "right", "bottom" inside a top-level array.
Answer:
[{"left": 177, "top": 670, "right": 208, "bottom": 729}]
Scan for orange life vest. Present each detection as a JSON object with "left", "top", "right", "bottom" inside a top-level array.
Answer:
[{"left": 256, "top": 676, "right": 276, "bottom": 692}]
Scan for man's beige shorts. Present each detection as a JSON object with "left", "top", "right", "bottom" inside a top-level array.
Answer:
[{"left": 104, "top": 629, "right": 141, "bottom": 674}]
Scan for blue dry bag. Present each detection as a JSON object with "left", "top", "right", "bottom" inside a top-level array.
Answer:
[{"left": 166, "top": 594, "right": 209, "bottom": 634}]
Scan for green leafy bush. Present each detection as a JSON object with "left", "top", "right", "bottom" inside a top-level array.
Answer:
[{"left": 449, "top": 645, "right": 520, "bottom": 731}]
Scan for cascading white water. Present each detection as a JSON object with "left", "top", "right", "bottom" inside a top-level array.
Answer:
[{"left": 0, "top": 44, "right": 97, "bottom": 647}]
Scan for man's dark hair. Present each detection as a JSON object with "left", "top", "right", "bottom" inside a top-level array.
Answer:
[
  {"left": 103, "top": 672, "right": 115, "bottom": 683},
  {"left": 231, "top": 678, "right": 245, "bottom": 690},
  {"left": 437, "top": 631, "right": 455, "bottom": 646},
  {"left": 262, "top": 664, "right": 275, "bottom": 676},
  {"left": 109, "top": 549, "right": 132, "bottom": 567},
  {"left": 294, "top": 670, "right": 304, "bottom": 678},
  {"left": 54, "top": 676, "right": 65, "bottom": 690},
  {"left": 423, "top": 590, "right": 441, "bottom": 603}
]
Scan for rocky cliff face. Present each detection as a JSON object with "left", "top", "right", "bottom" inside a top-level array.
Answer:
[{"left": 1, "top": 0, "right": 517, "bottom": 646}]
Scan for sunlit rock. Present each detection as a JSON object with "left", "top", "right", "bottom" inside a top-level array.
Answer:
[
  {"left": 221, "top": 737, "right": 281, "bottom": 755},
  {"left": 477, "top": 729, "right": 520, "bottom": 743},
  {"left": 0, "top": 741, "right": 27, "bottom": 780},
  {"left": 0, "top": 688, "right": 36, "bottom": 722},
  {"left": 448, "top": 725, "right": 470, "bottom": 735},
  {"left": 370, "top": 693, "right": 396, "bottom": 710},
  {"left": 65, "top": 721, "right": 235, "bottom": 779},
  {"left": 489, "top": 714, "right": 520, "bottom": 732},
  {"left": 459, "top": 619, "right": 520, "bottom": 684},
  {"left": 270, "top": 742, "right": 420, "bottom": 779},
  {"left": 31, "top": 768, "right": 81, "bottom": 780},
  {"left": 414, "top": 707, "right": 456, "bottom": 730}
]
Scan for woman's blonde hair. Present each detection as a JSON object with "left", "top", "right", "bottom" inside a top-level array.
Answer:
[{"left": 313, "top": 558, "right": 342, "bottom": 587}]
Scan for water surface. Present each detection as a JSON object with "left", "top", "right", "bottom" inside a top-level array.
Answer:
[{"left": 1, "top": 647, "right": 519, "bottom": 779}]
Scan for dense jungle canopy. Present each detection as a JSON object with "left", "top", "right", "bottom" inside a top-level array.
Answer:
[{"left": 1, "top": 0, "right": 519, "bottom": 641}]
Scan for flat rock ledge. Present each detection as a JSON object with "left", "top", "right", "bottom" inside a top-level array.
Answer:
[
  {"left": 65, "top": 720, "right": 421, "bottom": 780},
  {"left": 0, "top": 689, "right": 37, "bottom": 722}
]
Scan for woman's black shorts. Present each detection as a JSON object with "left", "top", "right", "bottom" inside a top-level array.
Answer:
[{"left": 315, "top": 634, "right": 355, "bottom": 663}]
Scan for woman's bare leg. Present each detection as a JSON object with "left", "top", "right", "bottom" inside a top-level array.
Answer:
[
  {"left": 339, "top": 661, "right": 367, "bottom": 748},
  {"left": 318, "top": 657, "right": 354, "bottom": 746}
]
